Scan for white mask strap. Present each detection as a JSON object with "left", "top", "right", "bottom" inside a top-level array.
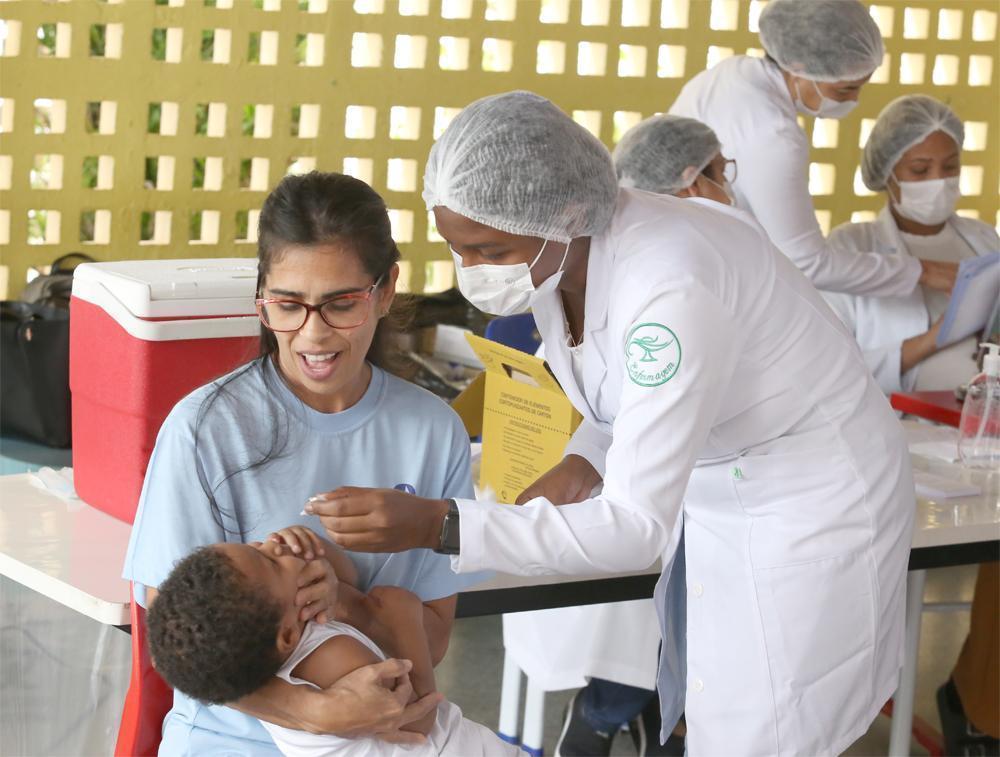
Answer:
[{"left": 528, "top": 239, "right": 549, "bottom": 270}]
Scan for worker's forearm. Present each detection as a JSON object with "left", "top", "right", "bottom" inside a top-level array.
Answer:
[
  {"left": 452, "top": 496, "right": 666, "bottom": 576},
  {"left": 390, "top": 624, "right": 437, "bottom": 736},
  {"left": 901, "top": 331, "right": 937, "bottom": 375}
]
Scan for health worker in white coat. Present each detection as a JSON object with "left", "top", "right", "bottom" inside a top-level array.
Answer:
[
  {"left": 614, "top": 114, "right": 737, "bottom": 207},
  {"left": 823, "top": 95, "right": 1000, "bottom": 396},
  {"left": 307, "top": 92, "right": 915, "bottom": 757},
  {"left": 520, "top": 114, "right": 743, "bottom": 757},
  {"left": 670, "top": 0, "right": 959, "bottom": 298}
]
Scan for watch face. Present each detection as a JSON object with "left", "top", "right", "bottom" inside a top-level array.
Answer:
[{"left": 440, "top": 510, "right": 460, "bottom": 554}]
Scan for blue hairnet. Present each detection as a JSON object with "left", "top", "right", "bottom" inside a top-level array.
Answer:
[
  {"left": 759, "top": 0, "right": 885, "bottom": 82},
  {"left": 614, "top": 115, "right": 721, "bottom": 194},
  {"left": 422, "top": 91, "right": 619, "bottom": 243},
  {"left": 861, "top": 95, "right": 964, "bottom": 191}
]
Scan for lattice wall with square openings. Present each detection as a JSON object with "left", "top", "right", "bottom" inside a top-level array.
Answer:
[{"left": 0, "top": 0, "right": 996, "bottom": 296}]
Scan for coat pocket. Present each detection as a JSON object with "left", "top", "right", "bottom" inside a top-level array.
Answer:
[{"left": 755, "top": 551, "right": 876, "bottom": 753}]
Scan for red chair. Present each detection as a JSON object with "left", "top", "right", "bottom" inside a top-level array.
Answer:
[{"left": 115, "top": 584, "right": 173, "bottom": 756}]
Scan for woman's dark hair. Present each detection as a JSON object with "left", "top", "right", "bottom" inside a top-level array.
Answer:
[
  {"left": 194, "top": 172, "right": 413, "bottom": 535},
  {"left": 146, "top": 546, "right": 285, "bottom": 705}
]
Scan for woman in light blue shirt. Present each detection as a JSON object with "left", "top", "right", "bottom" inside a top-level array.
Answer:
[{"left": 123, "top": 172, "right": 483, "bottom": 755}]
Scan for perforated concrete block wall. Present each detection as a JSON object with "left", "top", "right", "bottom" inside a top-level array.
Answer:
[{"left": 0, "top": 0, "right": 996, "bottom": 296}]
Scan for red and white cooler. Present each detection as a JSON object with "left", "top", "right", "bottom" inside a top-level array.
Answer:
[{"left": 70, "top": 259, "right": 261, "bottom": 523}]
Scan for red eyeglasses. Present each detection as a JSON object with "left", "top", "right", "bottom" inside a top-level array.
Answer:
[{"left": 255, "top": 275, "right": 384, "bottom": 332}]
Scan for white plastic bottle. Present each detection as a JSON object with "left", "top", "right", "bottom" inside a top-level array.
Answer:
[{"left": 957, "top": 343, "right": 1000, "bottom": 469}]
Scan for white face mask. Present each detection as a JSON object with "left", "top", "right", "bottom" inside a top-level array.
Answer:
[
  {"left": 452, "top": 240, "right": 567, "bottom": 317},
  {"left": 891, "top": 175, "right": 960, "bottom": 226},
  {"left": 795, "top": 78, "right": 858, "bottom": 120}
]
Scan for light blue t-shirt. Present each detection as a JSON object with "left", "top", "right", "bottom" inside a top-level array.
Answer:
[{"left": 123, "top": 358, "right": 483, "bottom": 756}]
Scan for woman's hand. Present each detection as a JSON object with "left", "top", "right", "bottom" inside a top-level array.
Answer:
[
  {"left": 918, "top": 259, "right": 958, "bottom": 293},
  {"left": 268, "top": 525, "right": 327, "bottom": 561},
  {"left": 304, "top": 659, "right": 443, "bottom": 743},
  {"left": 306, "top": 488, "right": 449, "bottom": 553},
  {"left": 515, "top": 454, "right": 602, "bottom": 506}
]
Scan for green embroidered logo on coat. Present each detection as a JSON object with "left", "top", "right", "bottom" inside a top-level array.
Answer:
[{"left": 625, "top": 323, "right": 681, "bottom": 386}]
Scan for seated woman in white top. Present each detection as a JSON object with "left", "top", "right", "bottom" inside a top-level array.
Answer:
[{"left": 823, "top": 95, "right": 999, "bottom": 395}]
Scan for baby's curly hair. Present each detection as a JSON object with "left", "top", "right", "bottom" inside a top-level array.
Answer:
[{"left": 146, "top": 546, "right": 285, "bottom": 705}]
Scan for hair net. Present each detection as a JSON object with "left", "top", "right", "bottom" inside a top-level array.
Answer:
[
  {"left": 613, "top": 115, "right": 721, "bottom": 194},
  {"left": 759, "top": 0, "right": 884, "bottom": 82},
  {"left": 422, "top": 91, "right": 619, "bottom": 243},
  {"left": 861, "top": 95, "right": 964, "bottom": 191}
]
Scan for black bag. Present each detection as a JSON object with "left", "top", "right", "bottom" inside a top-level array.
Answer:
[
  {"left": 0, "top": 253, "right": 94, "bottom": 447},
  {"left": 20, "top": 252, "right": 95, "bottom": 308}
]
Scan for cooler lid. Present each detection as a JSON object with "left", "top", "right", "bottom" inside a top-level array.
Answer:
[{"left": 73, "top": 258, "right": 258, "bottom": 319}]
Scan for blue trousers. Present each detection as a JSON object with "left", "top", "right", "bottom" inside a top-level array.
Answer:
[{"left": 579, "top": 678, "right": 657, "bottom": 733}]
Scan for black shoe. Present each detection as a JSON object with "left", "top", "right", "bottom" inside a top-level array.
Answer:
[
  {"left": 554, "top": 691, "right": 616, "bottom": 757},
  {"left": 628, "top": 699, "right": 685, "bottom": 757},
  {"left": 937, "top": 678, "right": 1000, "bottom": 757}
]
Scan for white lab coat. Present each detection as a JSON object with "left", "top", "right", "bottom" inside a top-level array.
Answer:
[
  {"left": 670, "top": 55, "right": 923, "bottom": 298},
  {"left": 502, "top": 599, "right": 661, "bottom": 691},
  {"left": 502, "top": 352, "right": 661, "bottom": 694},
  {"left": 823, "top": 208, "right": 999, "bottom": 395},
  {"left": 452, "top": 189, "right": 913, "bottom": 756}
]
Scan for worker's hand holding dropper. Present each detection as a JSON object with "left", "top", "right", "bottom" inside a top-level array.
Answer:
[{"left": 305, "top": 488, "right": 449, "bottom": 553}]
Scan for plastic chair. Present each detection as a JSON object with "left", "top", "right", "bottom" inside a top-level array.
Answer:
[
  {"left": 114, "top": 584, "right": 173, "bottom": 757},
  {"left": 484, "top": 314, "right": 541, "bottom": 357}
]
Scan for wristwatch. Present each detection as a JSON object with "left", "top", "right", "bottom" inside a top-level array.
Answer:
[{"left": 434, "top": 499, "right": 461, "bottom": 555}]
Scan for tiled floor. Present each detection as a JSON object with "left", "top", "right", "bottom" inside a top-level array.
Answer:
[{"left": 0, "top": 555, "right": 982, "bottom": 756}]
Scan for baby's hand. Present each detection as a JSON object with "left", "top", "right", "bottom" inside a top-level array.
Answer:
[{"left": 268, "top": 525, "right": 327, "bottom": 561}]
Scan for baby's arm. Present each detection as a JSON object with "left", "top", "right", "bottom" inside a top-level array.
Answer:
[
  {"left": 292, "top": 635, "right": 382, "bottom": 688},
  {"left": 371, "top": 588, "right": 438, "bottom": 735},
  {"left": 293, "top": 628, "right": 436, "bottom": 738},
  {"left": 364, "top": 587, "right": 438, "bottom": 736}
]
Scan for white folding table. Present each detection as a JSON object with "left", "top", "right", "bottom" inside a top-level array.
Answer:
[{"left": 0, "top": 420, "right": 996, "bottom": 755}]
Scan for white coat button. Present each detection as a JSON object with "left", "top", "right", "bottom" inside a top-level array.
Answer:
[
  {"left": 693, "top": 678, "right": 704, "bottom": 693},
  {"left": 693, "top": 583, "right": 704, "bottom": 597}
]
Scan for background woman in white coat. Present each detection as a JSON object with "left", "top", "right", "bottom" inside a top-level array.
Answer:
[
  {"left": 670, "top": 0, "right": 959, "bottom": 298},
  {"left": 307, "top": 91, "right": 915, "bottom": 756},
  {"left": 823, "top": 95, "right": 1000, "bottom": 396},
  {"left": 614, "top": 114, "right": 737, "bottom": 208}
]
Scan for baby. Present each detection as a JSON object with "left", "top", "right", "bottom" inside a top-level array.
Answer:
[{"left": 146, "top": 526, "right": 518, "bottom": 756}]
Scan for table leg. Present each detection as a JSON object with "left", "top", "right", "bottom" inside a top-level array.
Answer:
[{"left": 889, "top": 569, "right": 927, "bottom": 757}]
